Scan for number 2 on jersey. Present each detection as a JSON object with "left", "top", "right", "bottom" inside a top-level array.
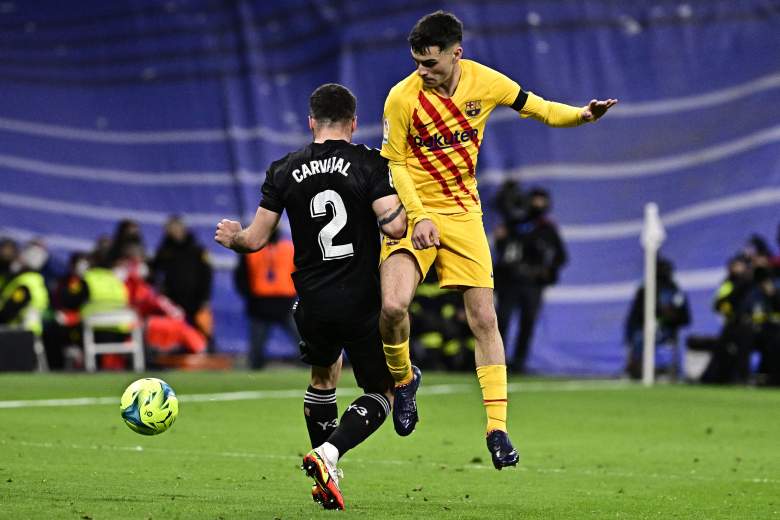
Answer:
[{"left": 310, "top": 190, "right": 354, "bottom": 260}]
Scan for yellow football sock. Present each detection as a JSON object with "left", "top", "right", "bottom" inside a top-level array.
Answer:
[
  {"left": 383, "top": 340, "right": 413, "bottom": 385},
  {"left": 477, "top": 365, "right": 508, "bottom": 434}
]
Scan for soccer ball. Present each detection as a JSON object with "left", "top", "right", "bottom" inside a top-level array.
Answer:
[{"left": 120, "top": 378, "right": 179, "bottom": 435}]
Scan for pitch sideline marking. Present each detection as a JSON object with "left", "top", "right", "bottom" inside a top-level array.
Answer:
[{"left": 0, "top": 379, "right": 633, "bottom": 409}]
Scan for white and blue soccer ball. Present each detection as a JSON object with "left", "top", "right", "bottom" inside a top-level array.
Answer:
[{"left": 120, "top": 378, "right": 179, "bottom": 435}]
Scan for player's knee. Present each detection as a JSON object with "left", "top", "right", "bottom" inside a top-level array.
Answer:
[
  {"left": 380, "top": 297, "right": 409, "bottom": 325},
  {"left": 469, "top": 308, "right": 499, "bottom": 337},
  {"left": 311, "top": 372, "right": 338, "bottom": 388},
  {"left": 310, "top": 363, "right": 339, "bottom": 388}
]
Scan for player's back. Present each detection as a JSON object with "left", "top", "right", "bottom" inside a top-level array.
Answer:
[{"left": 261, "top": 139, "right": 391, "bottom": 320}]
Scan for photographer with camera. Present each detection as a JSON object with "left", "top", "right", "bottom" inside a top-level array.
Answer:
[
  {"left": 702, "top": 254, "right": 755, "bottom": 384},
  {"left": 745, "top": 258, "right": 780, "bottom": 386},
  {"left": 493, "top": 181, "right": 567, "bottom": 374},
  {"left": 703, "top": 236, "right": 780, "bottom": 385}
]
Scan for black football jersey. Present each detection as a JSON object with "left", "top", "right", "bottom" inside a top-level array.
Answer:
[{"left": 259, "top": 139, "right": 395, "bottom": 318}]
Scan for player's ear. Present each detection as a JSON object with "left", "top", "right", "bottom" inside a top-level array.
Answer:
[
  {"left": 351, "top": 116, "right": 357, "bottom": 132},
  {"left": 452, "top": 46, "right": 463, "bottom": 62},
  {"left": 308, "top": 116, "right": 315, "bottom": 131}
]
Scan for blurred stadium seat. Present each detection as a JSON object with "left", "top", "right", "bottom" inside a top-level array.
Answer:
[{"left": 82, "top": 309, "right": 144, "bottom": 372}]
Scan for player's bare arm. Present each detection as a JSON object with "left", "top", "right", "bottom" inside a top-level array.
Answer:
[
  {"left": 384, "top": 162, "right": 438, "bottom": 249},
  {"left": 373, "top": 194, "right": 408, "bottom": 239},
  {"left": 580, "top": 98, "right": 618, "bottom": 122},
  {"left": 214, "top": 206, "right": 281, "bottom": 253}
]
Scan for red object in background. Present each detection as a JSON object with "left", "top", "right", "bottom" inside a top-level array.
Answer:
[
  {"left": 122, "top": 263, "right": 183, "bottom": 320},
  {"left": 55, "top": 309, "right": 81, "bottom": 327},
  {"left": 146, "top": 316, "right": 206, "bottom": 353},
  {"left": 100, "top": 353, "right": 126, "bottom": 370},
  {"left": 120, "top": 258, "right": 206, "bottom": 354}
]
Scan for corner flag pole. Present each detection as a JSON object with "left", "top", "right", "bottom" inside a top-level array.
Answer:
[{"left": 640, "top": 203, "right": 666, "bottom": 387}]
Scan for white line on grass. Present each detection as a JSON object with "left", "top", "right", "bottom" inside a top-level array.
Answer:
[
  {"left": 0, "top": 379, "right": 634, "bottom": 409},
  {"left": 2, "top": 438, "right": 777, "bottom": 486}
]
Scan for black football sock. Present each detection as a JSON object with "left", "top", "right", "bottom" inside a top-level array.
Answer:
[
  {"left": 303, "top": 386, "right": 338, "bottom": 448},
  {"left": 327, "top": 393, "right": 390, "bottom": 458}
]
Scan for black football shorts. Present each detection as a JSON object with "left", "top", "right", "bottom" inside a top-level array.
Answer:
[{"left": 293, "top": 299, "right": 393, "bottom": 394}]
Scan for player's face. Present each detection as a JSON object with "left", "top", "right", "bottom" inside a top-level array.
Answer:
[{"left": 411, "top": 45, "right": 462, "bottom": 89}]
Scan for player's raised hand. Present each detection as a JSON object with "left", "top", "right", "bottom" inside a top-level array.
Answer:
[
  {"left": 214, "top": 219, "right": 242, "bottom": 249},
  {"left": 412, "top": 219, "right": 440, "bottom": 250},
  {"left": 581, "top": 98, "right": 618, "bottom": 122}
]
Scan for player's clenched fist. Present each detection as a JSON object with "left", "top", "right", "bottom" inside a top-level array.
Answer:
[
  {"left": 214, "top": 219, "right": 242, "bottom": 249},
  {"left": 411, "top": 219, "right": 440, "bottom": 250}
]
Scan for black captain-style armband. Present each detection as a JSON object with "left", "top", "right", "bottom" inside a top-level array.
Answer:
[{"left": 510, "top": 89, "right": 529, "bottom": 112}]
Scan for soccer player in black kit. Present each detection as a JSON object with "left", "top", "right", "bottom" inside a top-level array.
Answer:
[{"left": 215, "top": 83, "right": 407, "bottom": 511}]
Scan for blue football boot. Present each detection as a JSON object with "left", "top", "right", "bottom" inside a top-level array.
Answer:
[
  {"left": 392, "top": 365, "right": 422, "bottom": 436},
  {"left": 486, "top": 430, "right": 519, "bottom": 470}
]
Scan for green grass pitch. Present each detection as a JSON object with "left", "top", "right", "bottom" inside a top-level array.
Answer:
[{"left": 1, "top": 370, "right": 778, "bottom": 519}]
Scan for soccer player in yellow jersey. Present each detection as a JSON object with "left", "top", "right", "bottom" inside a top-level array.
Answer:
[{"left": 379, "top": 10, "right": 617, "bottom": 468}]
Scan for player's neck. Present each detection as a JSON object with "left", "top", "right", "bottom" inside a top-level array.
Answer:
[
  {"left": 312, "top": 130, "right": 352, "bottom": 144},
  {"left": 433, "top": 62, "right": 462, "bottom": 98}
]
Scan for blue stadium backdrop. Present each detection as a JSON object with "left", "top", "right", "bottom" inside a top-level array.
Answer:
[{"left": 1, "top": 0, "right": 778, "bottom": 374}]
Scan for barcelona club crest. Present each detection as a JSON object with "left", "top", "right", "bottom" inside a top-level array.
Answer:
[{"left": 465, "top": 100, "right": 482, "bottom": 117}]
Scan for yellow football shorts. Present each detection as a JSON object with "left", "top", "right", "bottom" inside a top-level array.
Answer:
[{"left": 380, "top": 212, "right": 494, "bottom": 289}]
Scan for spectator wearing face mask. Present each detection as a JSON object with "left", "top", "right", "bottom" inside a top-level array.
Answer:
[
  {"left": 0, "top": 240, "right": 51, "bottom": 339},
  {"left": 493, "top": 186, "right": 567, "bottom": 374},
  {"left": 22, "top": 239, "right": 67, "bottom": 296},
  {"left": 112, "top": 241, "right": 207, "bottom": 359}
]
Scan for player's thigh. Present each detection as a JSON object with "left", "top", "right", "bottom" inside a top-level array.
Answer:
[
  {"left": 380, "top": 250, "right": 426, "bottom": 311},
  {"left": 293, "top": 301, "right": 343, "bottom": 367},
  {"left": 435, "top": 214, "right": 494, "bottom": 289}
]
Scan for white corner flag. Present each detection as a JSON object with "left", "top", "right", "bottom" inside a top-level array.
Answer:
[{"left": 640, "top": 203, "right": 666, "bottom": 386}]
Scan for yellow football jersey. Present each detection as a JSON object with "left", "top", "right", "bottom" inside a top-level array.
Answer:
[{"left": 381, "top": 59, "right": 520, "bottom": 215}]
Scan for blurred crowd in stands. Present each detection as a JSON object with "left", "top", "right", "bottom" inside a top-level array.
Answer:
[
  {"left": 0, "top": 217, "right": 212, "bottom": 370},
  {"left": 1, "top": 192, "right": 778, "bottom": 385}
]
